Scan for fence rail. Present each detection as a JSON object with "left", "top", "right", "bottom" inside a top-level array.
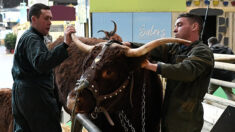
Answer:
[
  {"left": 212, "top": 53, "right": 235, "bottom": 88},
  {"left": 202, "top": 53, "right": 235, "bottom": 131},
  {"left": 214, "top": 53, "right": 235, "bottom": 62}
]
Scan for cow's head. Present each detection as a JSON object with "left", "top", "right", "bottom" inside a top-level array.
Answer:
[
  {"left": 97, "top": 20, "right": 123, "bottom": 42},
  {"left": 66, "top": 43, "right": 139, "bottom": 117},
  {"left": 67, "top": 35, "right": 191, "bottom": 122}
]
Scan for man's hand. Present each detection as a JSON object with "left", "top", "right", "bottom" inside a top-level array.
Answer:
[
  {"left": 141, "top": 59, "right": 158, "bottom": 72},
  {"left": 141, "top": 59, "right": 149, "bottom": 69},
  {"left": 64, "top": 26, "right": 76, "bottom": 45}
]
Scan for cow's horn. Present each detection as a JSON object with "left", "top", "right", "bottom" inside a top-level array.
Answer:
[
  {"left": 71, "top": 34, "right": 94, "bottom": 53},
  {"left": 97, "top": 30, "right": 107, "bottom": 33},
  {"left": 97, "top": 30, "right": 109, "bottom": 37},
  {"left": 126, "top": 38, "right": 192, "bottom": 57},
  {"left": 110, "top": 20, "right": 117, "bottom": 36}
]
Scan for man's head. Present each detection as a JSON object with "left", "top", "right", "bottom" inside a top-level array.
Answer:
[
  {"left": 208, "top": 37, "right": 218, "bottom": 47},
  {"left": 174, "top": 13, "right": 203, "bottom": 42},
  {"left": 28, "top": 3, "right": 52, "bottom": 35}
]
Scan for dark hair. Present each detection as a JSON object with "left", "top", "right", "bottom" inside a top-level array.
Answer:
[
  {"left": 208, "top": 37, "right": 218, "bottom": 45},
  {"left": 28, "top": 3, "right": 50, "bottom": 23},
  {"left": 177, "top": 13, "right": 203, "bottom": 35}
]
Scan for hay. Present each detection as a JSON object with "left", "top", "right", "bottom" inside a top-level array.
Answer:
[{"left": 61, "top": 123, "right": 88, "bottom": 132}]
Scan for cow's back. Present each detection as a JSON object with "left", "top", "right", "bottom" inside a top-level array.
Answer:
[{"left": 0, "top": 88, "right": 13, "bottom": 132}]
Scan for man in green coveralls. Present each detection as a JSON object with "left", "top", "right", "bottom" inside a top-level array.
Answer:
[
  {"left": 11, "top": 3, "right": 75, "bottom": 132},
  {"left": 125, "top": 13, "right": 214, "bottom": 132}
]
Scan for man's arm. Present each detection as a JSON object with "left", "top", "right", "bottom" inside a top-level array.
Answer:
[
  {"left": 159, "top": 46, "right": 214, "bottom": 81},
  {"left": 26, "top": 26, "right": 76, "bottom": 73}
]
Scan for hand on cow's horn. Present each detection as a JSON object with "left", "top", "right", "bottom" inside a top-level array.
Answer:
[{"left": 64, "top": 26, "right": 76, "bottom": 46}]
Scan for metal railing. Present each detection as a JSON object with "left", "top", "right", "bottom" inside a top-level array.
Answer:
[{"left": 71, "top": 113, "right": 101, "bottom": 132}]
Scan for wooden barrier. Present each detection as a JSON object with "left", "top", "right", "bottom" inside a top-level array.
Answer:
[
  {"left": 214, "top": 62, "right": 235, "bottom": 72},
  {"left": 211, "top": 53, "right": 235, "bottom": 88},
  {"left": 204, "top": 93, "right": 235, "bottom": 109},
  {"left": 201, "top": 53, "right": 235, "bottom": 132},
  {"left": 210, "top": 78, "right": 235, "bottom": 88},
  {"left": 214, "top": 53, "right": 235, "bottom": 63},
  {"left": 202, "top": 94, "right": 235, "bottom": 131}
]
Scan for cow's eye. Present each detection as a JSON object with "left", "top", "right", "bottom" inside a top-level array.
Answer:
[
  {"left": 102, "top": 70, "right": 115, "bottom": 79},
  {"left": 106, "top": 70, "right": 111, "bottom": 75}
]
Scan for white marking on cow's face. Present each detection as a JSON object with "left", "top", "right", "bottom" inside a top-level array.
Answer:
[{"left": 67, "top": 95, "right": 76, "bottom": 111}]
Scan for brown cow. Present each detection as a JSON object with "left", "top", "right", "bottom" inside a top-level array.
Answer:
[
  {"left": 0, "top": 88, "right": 13, "bottom": 132},
  {"left": 1, "top": 24, "right": 190, "bottom": 131},
  {"left": 51, "top": 34, "right": 191, "bottom": 131}
]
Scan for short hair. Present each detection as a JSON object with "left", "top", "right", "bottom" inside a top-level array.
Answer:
[
  {"left": 177, "top": 13, "right": 203, "bottom": 35},
  {"left": 28, "top": 3, "right": 50, "bottom": 23},
  {"left": 208, "top": 37, "right": 218, "bottom": 45}
]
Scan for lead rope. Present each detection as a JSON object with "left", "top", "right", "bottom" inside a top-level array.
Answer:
[{"left": 71, "top": 90, "right": 79, "bottom": 132}]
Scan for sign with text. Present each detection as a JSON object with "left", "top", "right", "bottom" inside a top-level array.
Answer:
[
  {"left": 92, "top": 12, "right": 172, "bottom": 43},
  {"left": 133, "top": 12, "right": 171, "bottom": 43}
]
